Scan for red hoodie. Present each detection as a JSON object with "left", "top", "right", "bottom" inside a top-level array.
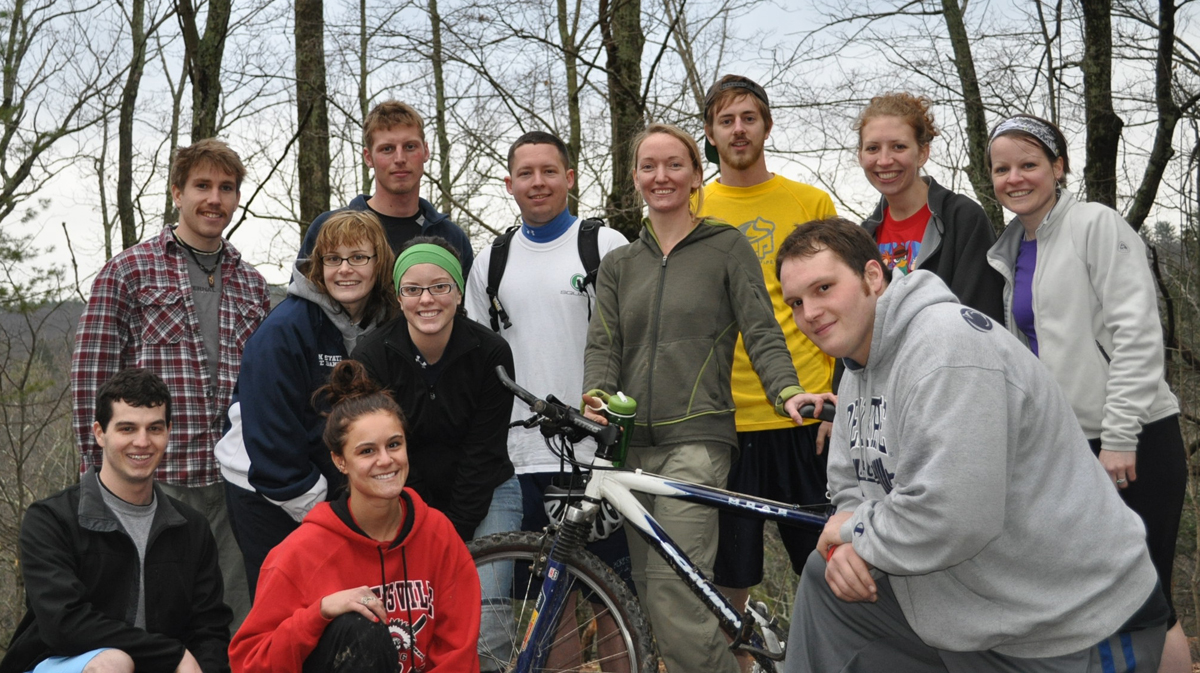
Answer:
[{"left": 230, "top": 489, "right": 481, "bottom": 673}]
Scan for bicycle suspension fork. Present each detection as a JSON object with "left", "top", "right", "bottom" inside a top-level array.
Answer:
[{"left": 514, "top": 500, "right": 598, "bottom": 670}]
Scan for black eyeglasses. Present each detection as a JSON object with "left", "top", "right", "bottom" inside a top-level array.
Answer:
[
  {"left": 321, "top": 253, "right": 375, "bottom": 267},
  {"left": 399, "top": 283, "right": 457, "bottom": 298}
]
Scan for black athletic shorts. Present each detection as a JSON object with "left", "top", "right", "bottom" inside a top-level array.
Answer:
[{"left": 714, "top": 424, "right": 829, "bottom": 588}]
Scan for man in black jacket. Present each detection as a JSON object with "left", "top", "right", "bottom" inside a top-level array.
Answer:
[
  {"left": 0, "top": 369, "right": 231, "bottom": 673},
  {"left": 298, "top": 100, "right": 474, "bottom": 276}
]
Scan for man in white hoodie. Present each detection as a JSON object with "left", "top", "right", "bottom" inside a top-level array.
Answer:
[{"left": 778, "top": 217, "right": 1166, "bottom": 673}]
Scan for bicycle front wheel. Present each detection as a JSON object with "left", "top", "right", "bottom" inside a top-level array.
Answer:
[{"left": 470, "top": 530, "right": 657, "bottom": 673}]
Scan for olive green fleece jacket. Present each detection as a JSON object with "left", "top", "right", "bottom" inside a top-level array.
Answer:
[{"left": 583, "top": 217, "right": 803, "bottom": 450}]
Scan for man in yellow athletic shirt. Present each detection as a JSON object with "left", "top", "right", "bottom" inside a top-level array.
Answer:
[{"left": 699, "top": 76, "right": 837, "bottom": 662}]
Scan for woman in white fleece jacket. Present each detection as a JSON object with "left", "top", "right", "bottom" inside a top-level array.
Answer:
[{"left": 985, "top": 114, "right": 1188, "bottom": 672}]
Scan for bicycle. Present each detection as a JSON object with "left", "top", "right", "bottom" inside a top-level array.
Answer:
[{"left": 471, "top": 366, "right": 833, "bottom": 673}]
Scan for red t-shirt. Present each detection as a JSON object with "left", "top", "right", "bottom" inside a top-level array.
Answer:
[{"left": 875, "top": 203, "right": 931, "bottom": 276}]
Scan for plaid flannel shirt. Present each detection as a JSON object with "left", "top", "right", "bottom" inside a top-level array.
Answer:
[{"left": 71, "top": 226, "right": 270, "bottom": 487}]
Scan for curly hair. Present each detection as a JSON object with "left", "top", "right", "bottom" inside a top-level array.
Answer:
[{"left": 853, "top": 92, "right": 940, "bottom": 149}]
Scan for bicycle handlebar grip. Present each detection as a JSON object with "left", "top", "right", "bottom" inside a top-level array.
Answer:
[
  {"left": 799, "top": 404, "right": 836, "bottom": 423},
  {"left": 495, "top": 365, "right": 540, "bottom": 408},
  {"left": 495, "top": 366, "right": 621, "bottom": 446}
]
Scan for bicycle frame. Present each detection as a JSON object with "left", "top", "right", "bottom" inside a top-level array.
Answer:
[{"left": 514, "top": 454, "right": 828, "bottom": 670}]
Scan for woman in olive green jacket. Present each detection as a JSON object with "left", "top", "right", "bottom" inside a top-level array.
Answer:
[{"left": 582, "top": 123, "right": 825, "bottom": 673}]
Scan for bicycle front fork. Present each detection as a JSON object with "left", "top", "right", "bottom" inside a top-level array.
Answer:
[{"left": 513, "top": 501, "right": 598, "bottom": 670}]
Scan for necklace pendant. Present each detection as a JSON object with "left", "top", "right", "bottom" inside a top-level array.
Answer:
[{"left": 207, "top": 274, "right": 215, "bottom": 288}]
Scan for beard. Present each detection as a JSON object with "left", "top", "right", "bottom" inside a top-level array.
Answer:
[{"left": 719, "top": 139, "right": 764, "bottom": 170}]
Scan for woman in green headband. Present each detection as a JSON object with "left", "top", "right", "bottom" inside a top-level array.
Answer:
[{"left": 352, "top": 234, "right": 520, "bottom": 545}]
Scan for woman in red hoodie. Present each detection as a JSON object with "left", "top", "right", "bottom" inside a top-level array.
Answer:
[{"left": 229, "top": 359, "right": 481, "bottom": 673}]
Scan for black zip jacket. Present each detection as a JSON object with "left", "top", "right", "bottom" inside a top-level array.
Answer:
[
  {"left": 0, "top": 469, "right": 231, "bottom": 673},
  {"left": 862, "top": 176, "right": 1005, "bottom": 322},
  {"left": 352, "top": 314, "right": 515, "bottom": 539}
]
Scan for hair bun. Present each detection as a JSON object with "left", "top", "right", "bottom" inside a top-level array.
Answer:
[{"left": 324, "top": 360, "right": 382, "bottom": 409}]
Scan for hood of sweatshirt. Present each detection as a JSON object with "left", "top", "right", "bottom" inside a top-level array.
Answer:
[
  {"left": 287, "top": 262, "right": 378, "bottom": 354},
  {"left": 853, "top": 269, "right": 960, "bottom": 372},
  {"left": 637, "top": 216, "right": 734, "bottom": 256}
]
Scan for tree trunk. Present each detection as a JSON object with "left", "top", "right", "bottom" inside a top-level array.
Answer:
[
  {"left": 940, "top": 0, "right": 1004, "bottom": 233},
  {"left": 164, "top": 44, "right": 188, "bottom": 226},
  {"left": 556, "top": 0, "right": 583, "bottom": 211},
  {"left": 429, "top": 0, "right": 453, "bottom": 216},
  {"left": 1033, "top": 0, "right": 1063, "bottom": 125},
  {"left": 359, "top": 0, "right": 371, "bottom": 195},
  {"left": 1080, "top": 0, "right": 1122, "bottom": 208},
  {"left": 599, "top": 0, "right": 644, "bottom": 239},
  {"left": 176, "top": 0, "right": 232, "bottom": 141},
  {"left": 118, "top": 0, "right": 149, "bottom": 250},
  {"left": 1125, "top": 0, "right": 1183, "bottom": 231},
  {"left": 295, "top": 0, "right": 331, "bottom": 237}
]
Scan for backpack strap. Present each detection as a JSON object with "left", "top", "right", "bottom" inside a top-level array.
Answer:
[
  {"left": 485, "top": 226, "right": 519, "bottom": 331},
  {"left": 576, "top": 218, "right": 607, "bottom": 323}
]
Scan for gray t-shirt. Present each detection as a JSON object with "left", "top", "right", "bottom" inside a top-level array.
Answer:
[
  {"left": 182, "top": 247, "right": 223, "bottom": 385},
  {"left": 99, "top": 483, "right": 157, "bottom": 628}
]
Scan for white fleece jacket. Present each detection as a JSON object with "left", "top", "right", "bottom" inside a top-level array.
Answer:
[{"left": 987, "top": 190, "right": 1178, "bottom": 451}]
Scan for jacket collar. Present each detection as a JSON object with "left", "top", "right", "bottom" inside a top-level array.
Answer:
[
  {"left": 349, "top": 195, "right": 450, "bottom": 229},
  {"left": 863, "top": 176, "right": 945, "bottom": 233},
  {"left": 77, "top": 467, "right": 187, "bottom": 535},
  {"left": 991, "top": 189, "right": 1077, "bottom": 268},
  {"left": 385, "top": 313, "right": 479, "bottom": 367},
  {"left": 159, "top": 225, "right": 242, "bottom": 265},
  {"left": 638, "top": 216, "right": 730, "bottom": 256}
]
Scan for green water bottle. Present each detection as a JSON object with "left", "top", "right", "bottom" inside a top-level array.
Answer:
[{"left": 603, "top": 391, "right": 637, "bottom": 468}]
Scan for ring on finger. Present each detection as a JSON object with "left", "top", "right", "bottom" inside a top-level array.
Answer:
[
  {"left": 1115, "top": 477, "right": 1127, "bottom": 485},
  {"left": 360, "top": 595, "right": 375, "bottom": 605}
]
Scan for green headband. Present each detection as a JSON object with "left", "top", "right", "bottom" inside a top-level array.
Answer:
[{"left": 393, "top": 244, "right": 465, "bottom": 294}]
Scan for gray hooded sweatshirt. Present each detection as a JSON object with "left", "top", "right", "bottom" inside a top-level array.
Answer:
[
  {"left": 287, "top": 263, "right": 372, "bottom": 354},
  {"left": 830, "top": 270, "right": 1155, "bottom": 657}
]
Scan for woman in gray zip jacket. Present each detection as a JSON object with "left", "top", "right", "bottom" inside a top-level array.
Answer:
[
  {"left": 582, "top": 123, "right": 827, "bottom": 673},
  {"left": 985, "top": 114, "right": 1188, "bottom": 671}
]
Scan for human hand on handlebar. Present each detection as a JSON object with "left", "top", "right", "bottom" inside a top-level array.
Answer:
[
  {"left": 582, "top": 394, "right": 607, "bottom": 425},
  {"left": 783, "top": 392, "right": 837, "bottom": 428}
]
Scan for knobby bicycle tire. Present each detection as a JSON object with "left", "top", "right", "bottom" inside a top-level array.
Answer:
[{"left": 470, "top": 530, "right": 657, "bottom": 673}]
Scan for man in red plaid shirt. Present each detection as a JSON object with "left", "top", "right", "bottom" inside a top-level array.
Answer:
[{"left": 71, "top": 139, "right": 270, "bottom": 626}]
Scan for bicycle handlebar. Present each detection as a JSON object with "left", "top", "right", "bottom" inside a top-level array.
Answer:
[
  {"left": 799, "top": 403, "right": 836, "bottom": 423},
  {"left": 495, "top": 366, "right": 622, "bottom": 447}
]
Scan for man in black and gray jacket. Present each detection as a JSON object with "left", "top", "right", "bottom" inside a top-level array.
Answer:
[{"left": 0, "top": 369, "right": 231, "bottom": 673}]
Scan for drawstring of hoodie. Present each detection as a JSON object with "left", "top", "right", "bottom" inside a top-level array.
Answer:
[
  {"left": 402, "top": 547, "right": 414, "bottom": 668},
  {"left": 378, "top": 543, "right": 416, "bottom": 668}
]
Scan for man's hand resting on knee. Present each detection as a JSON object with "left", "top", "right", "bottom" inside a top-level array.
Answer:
[{"left": 816, "top": 511, "right": 877, "bottom": 603}]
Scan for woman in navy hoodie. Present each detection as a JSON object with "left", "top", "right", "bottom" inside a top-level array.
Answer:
[{"left": 216, "top": 210, "right": 398, "bottom": 596}]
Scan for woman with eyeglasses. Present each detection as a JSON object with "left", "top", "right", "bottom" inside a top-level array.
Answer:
[
  {"left": 352, "top": 236, "right": 518, "bottom": 544},
  {"left": 217, "top": 210, "right": 399, "bottom": 596}
]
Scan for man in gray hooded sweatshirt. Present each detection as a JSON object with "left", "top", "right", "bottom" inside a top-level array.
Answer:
[{"left": 777, "top": 217, "right": 1167, "bottom": 673}]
